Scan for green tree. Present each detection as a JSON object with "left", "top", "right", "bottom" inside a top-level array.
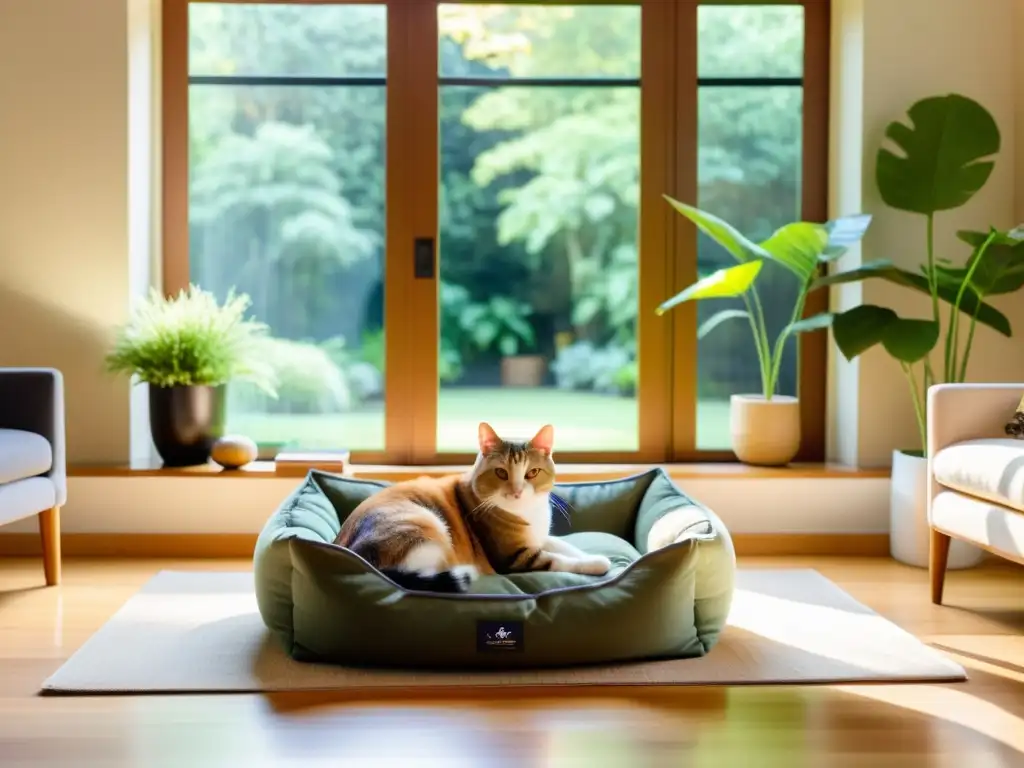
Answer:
[
  {"left": 446, "top": 5, "right": 642, "bottom": 352},
  {"left": 190, "top": 122, "right": 374, "bottom": 338},
  {"left": 188, "top": 3, "right": 387, "bottom": 344},
  {"left": 444, "top": 4, "right": 805, "bottom": 395},
  {"left": 185, "top": 3, "right": 806, "bottom": 408}
]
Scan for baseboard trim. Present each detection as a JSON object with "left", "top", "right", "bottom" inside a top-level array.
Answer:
[
  {"left": 734, "top": 533, "right": 889, "bottom": 557},
  {"left": 0, "top": 532, "right": 890, "bottom": 559}
]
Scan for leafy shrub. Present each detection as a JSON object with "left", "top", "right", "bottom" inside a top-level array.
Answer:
[
  {"left": 356, "top": 329, "right": 385, "bottom": 373},
  {"left": 611, "top": 359, "right": 637, "bottom": 397},
  {"left": 459, "top": 296, "right": 536, "bottom": 357},
  {"left": 361, "top": 293, "right": 465, "bottom": 384},
  {"left": 550, "top": 341, "right": 634, "bottom": 396},
  {"left": 344, "top": 360, "right": 383, "bottom": 402},
  {"left": 550, "top": 341, "right": 599, "bottom": 390},
  {"left": 235, "top": 337, "right": 351, "bottom": 414}
]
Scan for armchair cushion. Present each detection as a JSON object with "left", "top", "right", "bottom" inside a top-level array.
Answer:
[
  {"left": 932, "top": 438, "right": 1024, "bottom": 514},
  {"left": 0, "top": 429, "right": 52, "bottom": 485}
]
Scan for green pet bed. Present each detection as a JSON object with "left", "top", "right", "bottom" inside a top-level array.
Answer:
[{"left": 254, "top": 468, "right": 736, "bottom": 669}]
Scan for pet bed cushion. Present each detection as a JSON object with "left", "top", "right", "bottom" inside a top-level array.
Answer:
[{"left": 254, "top": 468, "right": 736, "bottom": 669}]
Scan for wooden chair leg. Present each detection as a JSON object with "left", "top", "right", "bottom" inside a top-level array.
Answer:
[
  {"left": 930, "top": 526, "right": 951, "bottom": 605},
  {"left": 38, "top": 506, "right": 61, "bottom": 587}
]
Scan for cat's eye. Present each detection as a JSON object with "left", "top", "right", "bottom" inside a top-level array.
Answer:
[
  {"left": 526, "top": 468, "right": 540, "bottom": 479},
  {"left": 495, "top": 468, "right": 509, "bottom": 480}
]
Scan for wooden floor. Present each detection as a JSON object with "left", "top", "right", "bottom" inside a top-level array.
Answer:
[{"left": 0, "top": 556, "right": 1022, "bottom": 767}]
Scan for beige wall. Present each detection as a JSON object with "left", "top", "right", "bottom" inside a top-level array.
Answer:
[
  {"left": 829, "top": 0, "right": 1024, "bottom": 467},
  {"left": 1, "top": 0, "right": 1022, "bottom": 469},
  {"left": 0, "top": 0, "right": 131, "bottom": 463},
  {"left": 1018, "top": 0, "right": 1024, "bottom": 221}
]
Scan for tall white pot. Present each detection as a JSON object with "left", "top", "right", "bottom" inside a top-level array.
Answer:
[{"left": 889, "top": 449, "right": 983, "bottom": 569}]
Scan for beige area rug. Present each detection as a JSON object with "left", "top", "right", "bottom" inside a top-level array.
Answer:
[{"left": 41, "top": 569, "right": 966, "bottom": 694}]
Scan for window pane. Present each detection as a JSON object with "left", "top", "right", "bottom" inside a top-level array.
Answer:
[
  {"left": 189, "top": 3, "right": 387, "bottom": 78},
  {"left": 436, "top": 5, "right": 641, "bottom": 453},
  {"left": 697, "top": 5, "right": 803, "bottom": 78},
  {"left": 695, "top": 85, "right": 803, "bottom": 450},
  {"left": 188, "top": 6, "right": 387, "bottom": 451},
  {"left": 438, "top": 4, "right": 640, "bottom": 79}
]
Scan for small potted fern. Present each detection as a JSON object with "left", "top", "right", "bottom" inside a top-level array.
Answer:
[{"left": 105, "top": 286, "right": 276, "bottom": 466}]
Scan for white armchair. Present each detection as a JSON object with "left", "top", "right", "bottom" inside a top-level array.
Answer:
[{"left": 927, "top": 383, "right": 1024, "bottom": 605}]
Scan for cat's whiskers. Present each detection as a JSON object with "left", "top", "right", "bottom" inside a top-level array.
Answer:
[
  {"left": 550, "top": 493, "right": 573, "bottom": 524},
  {"left": 467, "top": 497, "right": 497, "bottom": 517}
]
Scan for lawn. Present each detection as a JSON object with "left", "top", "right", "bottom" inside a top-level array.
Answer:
[{"left": 229, "top": 388, "right": 732, "bottom": 453}]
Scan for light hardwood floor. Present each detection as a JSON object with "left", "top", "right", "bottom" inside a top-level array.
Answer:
[{"left": 0, "top": 555, "right": 1022, "bottom": 767}]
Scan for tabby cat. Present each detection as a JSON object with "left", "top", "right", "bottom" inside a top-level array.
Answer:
[{"left": 333, "top": 422, "right": 612, "bottom": 593}]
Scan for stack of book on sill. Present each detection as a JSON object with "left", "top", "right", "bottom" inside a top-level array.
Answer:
[{"left": 273, "top": 449, "right": 351, "bottom": 477}]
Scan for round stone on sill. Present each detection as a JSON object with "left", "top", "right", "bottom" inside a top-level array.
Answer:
[{"left": 210, "top": 435, "right": 259, "bottom": 470}]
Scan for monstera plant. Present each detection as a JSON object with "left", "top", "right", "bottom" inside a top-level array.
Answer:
[
  {"left": 810, "top": 93, "right": 1021, "bottom": 455},
  {"left": 809, "top": 93, "right": 1024, "bottom": 568}
]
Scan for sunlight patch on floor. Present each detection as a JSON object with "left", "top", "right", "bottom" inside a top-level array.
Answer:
[{"left": 833, "top": 681, "right": 1024, "bottom": 754}]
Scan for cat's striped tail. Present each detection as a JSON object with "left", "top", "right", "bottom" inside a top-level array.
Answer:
[{"left": 380, "top": 564, "right": 479, "bottom": 594}]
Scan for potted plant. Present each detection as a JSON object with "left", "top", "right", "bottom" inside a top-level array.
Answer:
[
  {"left": 105, "top": 285, "right": 276, "bottom": 467},
  {"left": 656, "top": 199, "right": 871, "bottom": 465},
  {"left": 460, "top": 297, "right": 543, "bottom": 387},
  {"left": 806, "top": 93, "right": 1024, "bottom": 568}
]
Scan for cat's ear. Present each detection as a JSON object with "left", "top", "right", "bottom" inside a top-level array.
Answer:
[
  {"left": 530, "top": 424, "right": 555, "bottom": 457},
  {"left": 478, "top": 422, "right": 501, "bottom": 454}
]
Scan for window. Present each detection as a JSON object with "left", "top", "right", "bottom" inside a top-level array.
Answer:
[
  {"left": 164, "top": 0, "right": 829, "bottom": 465},
  {"left": 696, "top": 4, "right": 809, "bottom": 450},
  {"left": 436, "top": 4, "right": 641, "bottom": 454},
  {"left": 183, "top": 3, "right": 389, "bottom": 453}
]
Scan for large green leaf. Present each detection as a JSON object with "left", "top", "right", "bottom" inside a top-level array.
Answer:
[
  {"left": 955, "top": 227, "right": 1024, "bottom": 248},
  {"left": 655, "top": 260, "right": 763, "bottom": 316},
  {"left": 758, "top": 222, "right": 829, "bottom": 282},
  {"left": 876, "top": 93, "right": 1000, "bottom": 214},
  {"left": 819, "top": 213, "right": 873, "bottom": 262},
  {"left": 663, "top": 195, "right": 768, "bottom": 263},
  {"left": 881, "top": 318, "right": 941, "bottom": 362},
  {"left": 773, "top": 312, "right": 836, "bottom": 352},
  {"left": 832, "top": 305, "right": 939, "bottom": 364},
  {"left": 944, "top": 227, "right": 1024, "bottom": 296},
  {"left": 783, "top": 312, "right": 835, "bottom": 336},
  {"left": 810, "top": 259, "right": 1011, "bottom": 336},
  {"left": 831, "top": 305, "right": 891, "bottom": 359},
  {"left": 697, "top": 308, "right": 750, "bottom": 339}
]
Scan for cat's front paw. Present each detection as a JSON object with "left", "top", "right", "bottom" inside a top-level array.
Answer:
[{"left": 577, "top": 555, "right": 612, "bottom": 577}]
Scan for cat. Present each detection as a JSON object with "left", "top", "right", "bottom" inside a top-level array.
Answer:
[{"left": 332, "top": 422, "right": 612, "bottom": 593}]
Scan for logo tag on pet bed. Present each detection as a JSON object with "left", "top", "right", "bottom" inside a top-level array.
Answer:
[{"left": 477, "top": 620, "right": 524, "bottom": 652}]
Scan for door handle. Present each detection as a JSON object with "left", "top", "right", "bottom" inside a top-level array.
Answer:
[{"left": 413, "top": 237, "right": 435, "bottom": 279}]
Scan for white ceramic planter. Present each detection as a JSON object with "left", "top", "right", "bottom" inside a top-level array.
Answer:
[
  {"left": 888, "top": 449, "right": 983, "bottom": 569},
  {"left": 730, "top": 394, "right": 800, "bottom": 466}
]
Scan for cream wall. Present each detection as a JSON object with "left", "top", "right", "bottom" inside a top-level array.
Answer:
[
  {"left": 1018, "top": 0, "right": 1024, "bottom": 220},
  {"left": 0, "top": 0, "right": 131, "bottom": 463},
  {"left": 828, "top": 0, "right": 1024, "bottom": 467}
]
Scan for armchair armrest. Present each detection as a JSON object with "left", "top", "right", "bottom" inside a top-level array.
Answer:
[
  {"left": 0, "top": 368, "right": 66, "bottom": 506},
  {"left": 926, "top": 383, "right": 1024, "bottom": 527},
  {"left": 926, "top": 383, "right": 1024, "bottom": 458}
]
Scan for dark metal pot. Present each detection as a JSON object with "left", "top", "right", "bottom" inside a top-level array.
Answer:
[{"left": 148, "top": 384, "right": 226, "bottom": 467}]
